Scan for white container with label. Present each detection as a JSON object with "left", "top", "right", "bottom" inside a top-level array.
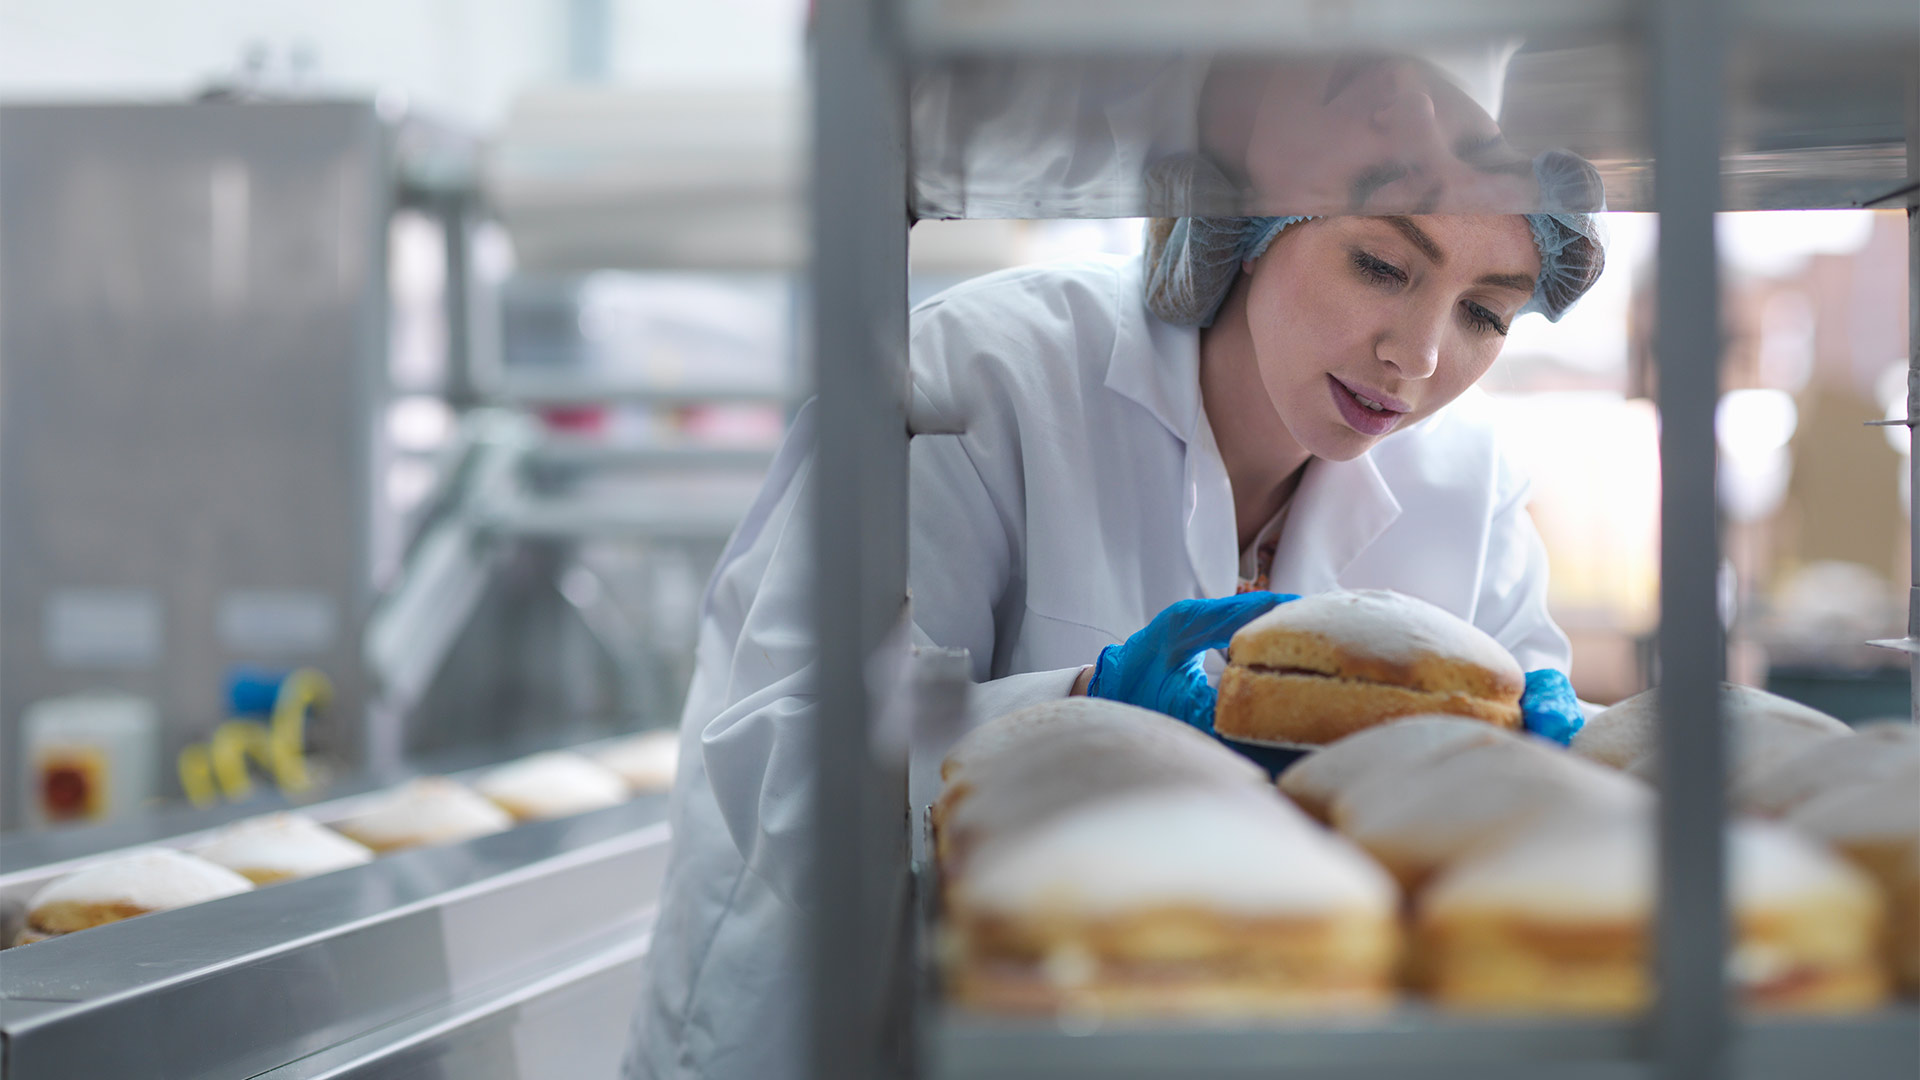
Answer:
[{"left": 21, "top": 692, "right": 161, "bottom": 827}]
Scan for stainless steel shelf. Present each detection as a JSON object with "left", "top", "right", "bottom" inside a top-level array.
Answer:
[
  {"left": 929, "top": 1008, "right": 1920, "bottom": 1080},
  {"left": 903, "top": 6, "right": 1917, "bottom": 217},
  {"left": 805, "top": 2, "right": 1920, "bottom": 1080},
  {"left": 902, "top": 0, "right": 1915, "bottom": 54}
]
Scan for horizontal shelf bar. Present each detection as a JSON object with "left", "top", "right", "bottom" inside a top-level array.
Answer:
[
  {"left": 1867, "top": 636, "right": 1920, "bottom": 655},
  {"left": 484, "top": 373, "right": 791, "bottom": 408},
  {"left": 903, "top": 0, "right": 1917, "bottom": 54},
  {"left": 522, "top": 440, "right": 777, "bottom": 471},
  {"left": 928, "top": 1007, "right": 1919, "bottom": 1080},
  {"left": 478, "top": 497, "right": 754, "bottom": 540},
  {"left": 904, "top": 0, "right": 1631, "bottom": 54}
]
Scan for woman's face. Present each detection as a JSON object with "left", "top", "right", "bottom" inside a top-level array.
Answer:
[{"left": 1240, "top": 215, "right": 1539, "bottom": 461}]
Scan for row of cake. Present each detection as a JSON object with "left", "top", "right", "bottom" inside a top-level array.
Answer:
[
  {"left": 935, "top": 687, "right": 1917, "bottom": 1015},
  {"left": 5, "top": 731, "right": 678, "bottom": 948}
]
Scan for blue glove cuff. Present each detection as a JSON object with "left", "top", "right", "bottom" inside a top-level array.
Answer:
[
  {"left": 1191, "top": 693, "right": 1217, "bottom": 735},
  {"left": 1086, "top": 644, "right": 1123, "bottom": 701},
  {"left": 1521, "top": 669, "right": 1584, "bottom": 746}
]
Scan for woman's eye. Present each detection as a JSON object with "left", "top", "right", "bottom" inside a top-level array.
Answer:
[
  {"left": 1462, "top": 301, "right": 1510, "bottom": 336},
  {"left": 1350, "top": 250, "right": 1407, "bottom": 287}
]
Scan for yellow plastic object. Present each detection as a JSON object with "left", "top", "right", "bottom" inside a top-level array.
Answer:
[
  {"left": 177, "top": 745, "right": 218, "bottom": 808},
  {"left": 211, "top": 721, "right": 276, "bottom": 801},
  {"left": 267, "top": 668, "right": 331, "bottom": 795},
  {"left": 175, "top": 667, "right": 334, "bottom": 806}
]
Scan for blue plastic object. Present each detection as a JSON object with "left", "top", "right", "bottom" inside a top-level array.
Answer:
[
  {"left": 1520, "top": 667, "right": 1585, "bottom": 745},
  {"left": 227, "top": 667, "right": 292, "bottom": 718},
  {"left": 1088, "top": 592, "right": 1298, "bottom": 731}
]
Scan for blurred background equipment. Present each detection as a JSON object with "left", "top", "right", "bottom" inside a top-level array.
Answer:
[
  {"left": 21, "top": 693, "right": 161, "bottom": 827},
  {"left": 0, "top": 84, "right": 801, "bottom": 829},
  {"left": 0, "top": 98, "right": 440, "bottom": 827}
]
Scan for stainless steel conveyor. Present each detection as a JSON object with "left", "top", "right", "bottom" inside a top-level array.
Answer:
[{"left": 0, "top": 768, "right": 669, "bottom": 1080}]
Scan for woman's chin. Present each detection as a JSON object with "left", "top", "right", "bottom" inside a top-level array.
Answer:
[{"left": 1300, "top": 423, "right": 1380, "bottom": 463}]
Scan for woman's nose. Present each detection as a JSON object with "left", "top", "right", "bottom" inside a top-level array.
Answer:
[
  {"left": 1377, "top": 308, "right": 1445, "bottom": 381},
  {"left": 1370, "top": 83, "right": 1448, "bottom": 164}
]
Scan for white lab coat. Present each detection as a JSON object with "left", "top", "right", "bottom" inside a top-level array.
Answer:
[{"left": 624, "top": 254, "right": 1569, "bottom": 1080}]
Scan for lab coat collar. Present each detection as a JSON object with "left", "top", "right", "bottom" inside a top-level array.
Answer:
[
  {"left": 1105, "top": 256, "right": 1404, "bottom": 593},
  {"left": 1269, "top": 450, "right": 1403, "bottom": 591},
  {"left": 1103, "top": 260, "right": 1203, "bottom": 444},
  {"left": 1105, "top": 261, "right": 1233, "bottom": 595}
]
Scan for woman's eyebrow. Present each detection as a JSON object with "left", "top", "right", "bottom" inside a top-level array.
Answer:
[
  {"left": 1454, "top": 133, "right": 1535, "bottom": 178},
  {"left": 1381, "top": 215, "right": 1444, "bottom": 263},
  {"left": 1476, "top": 271, "right": 1537, "bottom": 294},
  {"left": 1349, "top": 164, "right": 1409, "bottom": 210}
]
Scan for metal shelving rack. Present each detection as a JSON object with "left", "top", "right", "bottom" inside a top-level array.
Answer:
[{"left": 808, "top": 1, "right": 1920, "bottom": 1079}]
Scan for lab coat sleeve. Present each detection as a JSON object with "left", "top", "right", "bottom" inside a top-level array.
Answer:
[
  {"left": 697, "top": 398, "right": 1079, "bottom": 910},
  {"left": 1474, "top": 450, "right": 1574, "bottom": 675}
]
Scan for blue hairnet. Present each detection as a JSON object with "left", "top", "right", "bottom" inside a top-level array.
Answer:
[
  {"left": 1144, "top": 149, "right": 1606, "bottom": 327},
  {"left": 1518, "top": 149, "right": 1607, "bottom": 321}
]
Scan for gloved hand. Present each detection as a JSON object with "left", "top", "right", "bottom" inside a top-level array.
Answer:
[
  {"left": 1087, "top": 592, "right": 1298, "bottom": 732},
  {"left": 1521, "top": 668, "right": 1585, "bottom": 745}
]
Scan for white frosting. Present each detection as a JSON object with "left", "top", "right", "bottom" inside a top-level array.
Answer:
[
  {"left": 1738, "top": 726, "right": 1920, "bottom": 817},
  {"left": 941, "top": 700, "right": 1266, "bottom": 852},
  {"left": 958, "top": 786, "right": 1397, "bottom": 917},
  {"left": 1425, "top": 811, "right": 1877, "bottom": 921},
  {"left": 474, "top": 751, "right": 630, "bottom": 820},
  {"left": 1334, "top": 738, "right": 1650, "bottom": 869},
  {"left": 592, "top": 731, "right": 680, "bottom": 792},
  {"left": 1787, "top": 772, "right": 1920, "bottom": 845},
  {"left": 1229, "top": 588, "right": 1521, "bottom": 682},
  {"left": 943, "top": 696, "right": 1240, "bottom": 785},
  {"left": 1279, "top": 716, "right": 1513, "bottom": 813},
  {"left": 29, "top": 848, "right": 253, "bottom": 917},
  {"left": 336, "top": 777, "right": 514, "bottom": 849},
  {"left": 1574, "top": 683, "right": 1849, "bottom": 775},
  {"left": 193, "top": 813, "right": 373, "bottom": 881}
]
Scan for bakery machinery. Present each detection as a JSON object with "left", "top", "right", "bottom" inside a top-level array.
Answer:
[
  {"left": 800, "top": 2, "right": 1920, "bottom": 1080},
  {"left": 0, "top": 97, "right": 763, "bottom": 832},
  {"left": 0, "top": 98, "right": 490, "bottom": 827}
]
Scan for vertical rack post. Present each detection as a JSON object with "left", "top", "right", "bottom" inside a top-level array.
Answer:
[
  {"left": 1652, "top": 1, "right": 1729, "bottom": 1078},
  {"left": 810, "top": 1, "right": 912, "bottom": 1079},
  {"left": 1907, "top": 78, "right": 1918, "bottom": 724}
]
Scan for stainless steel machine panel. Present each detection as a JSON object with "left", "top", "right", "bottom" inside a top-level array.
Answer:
[
  {"left": 0, "top": 101, "right": 393, "bottom": 827},
  {"left": 251, "top": 922, "right": 650, "bottom": 1080}
]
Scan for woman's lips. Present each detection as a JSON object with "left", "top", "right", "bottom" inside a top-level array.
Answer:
[{"left": 1327, "top": 375, "right": 1406, "bottom": 437}]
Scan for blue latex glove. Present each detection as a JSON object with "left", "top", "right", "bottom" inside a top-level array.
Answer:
[
  {"left": 1521, "top": 669, "right": 1585, "bottom": 745},
  {"left": 1088, "top": 592, "right": 1299, "bottom": 732}
]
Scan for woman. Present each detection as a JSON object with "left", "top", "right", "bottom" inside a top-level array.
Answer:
[{"left": 627, "top": 109, "right": 1606, "bottom": 1080}]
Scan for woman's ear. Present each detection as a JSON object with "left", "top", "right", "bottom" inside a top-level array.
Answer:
[{"left": 1242, "top": 257, "right": 1259, "bottom": 274}]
